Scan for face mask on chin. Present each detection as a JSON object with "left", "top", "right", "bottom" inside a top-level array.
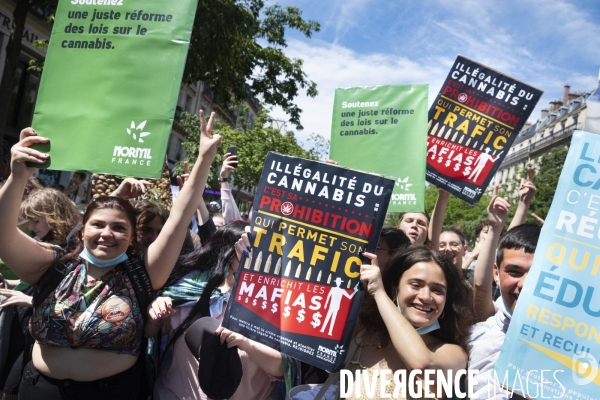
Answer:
[{"left": 80, "top": 247, "right": 129, "bottom": 268}]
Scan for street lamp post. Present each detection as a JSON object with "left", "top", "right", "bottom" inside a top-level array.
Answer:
[{"left": 268, "top": 117, "right": 304, "bottom": 132}]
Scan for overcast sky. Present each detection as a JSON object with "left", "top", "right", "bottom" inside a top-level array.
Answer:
[{"left": 265, "top": 0, "right": 600, "bottom": 152}]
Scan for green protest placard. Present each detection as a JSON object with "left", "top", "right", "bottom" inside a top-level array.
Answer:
[
  {"left": 329, "top": 85, "right": 428, "bottom": 212},
  {"left": 31, "top": 0, "right": 198, "bottom": 178}
]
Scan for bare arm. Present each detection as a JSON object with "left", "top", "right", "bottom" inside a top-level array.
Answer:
[
  {"left": 176, "top": 161, "right": 211, "bottom": 226},
  {"left": 0, "top": 289, "right": 33, "bottom": 308},
  {"left": 145, "top": 111, "right": 221, "bottom": 290},
  {"left": 220, "top": 153, "right": 241, "bottom": 224},
  {"left": 428, "top": 189, "right": 449, "bottom": 250},
  {"left": 473, "top": 185, "right": 509, "bottom": 322},
  {"left": 5, "top": 279, "right": 21, "bottom": 289},
  {"left": 462, "top": 239, "right": 481, "bottom": 270},
  {"left": 144, "top": 296, "right": 176, "bottom": 338},
  {"left": 0, "top": 131, "right": 55, "bottom": 284},
  {"left": 196, "top": 202, "right": 210, "bottom": 226},
  {"left": 531, "top": 213, "right": 545, "bottom": 225},
  {"left": 360, "top": 253, "right": 467, "bottom": 372},
  {"left": 217, "top": 327, "right": 283, "bottom": 377},
  {"left": 508, "top": 167, "right": 536, "bottom": 230},
  {"left": 110, "top": 178, "right": 151, "bottom": 199},
  {"left": 63, "top": 182, "right": 77, "bottom": 196}
]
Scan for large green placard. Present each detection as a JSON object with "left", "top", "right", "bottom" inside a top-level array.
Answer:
[
  {"left": 31, "top": 0, "right": 198, "bottom": 178},
  {"left": 329, "top": 85, "right": 428, "bottom": 212}
]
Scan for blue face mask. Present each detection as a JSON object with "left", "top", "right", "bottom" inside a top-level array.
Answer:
[
  {"left": 209, "top": 291, "right": 231, "bottom": 318},
  {"left": 397, "top": 297, "right": 441, "bottom": 335},
  {"left": 80, "top": 247, "right": 129, "bottom": 268}
]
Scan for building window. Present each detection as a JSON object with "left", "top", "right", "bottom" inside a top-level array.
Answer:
[
  {"left": 167, "top": 135, "right": 183, "bottom": 162},
  {"left": 6, "top": 60, "right": 40, "bottom": 130},
  {"left": 185, "top": 95, "right": 193, "bottom": 113}
]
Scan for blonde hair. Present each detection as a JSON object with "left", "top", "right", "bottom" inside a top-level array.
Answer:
[{"left": 20, "top": 188, "right": 81, "bottom": 243}]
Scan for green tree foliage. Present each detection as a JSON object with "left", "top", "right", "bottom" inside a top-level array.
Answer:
[
  {"left": 185, "top": 0, "right": 320, "bottom": 125},
  {"left": 174, "top": 111, "right": 320, "bottom": 192},
  {"left": 427, "top": 186, "right": 491, "bottom": 246},
  {"left": 513, "top": 145, "right": 568, "bottom": 223},
  {"left": 302, "top": 132, "right": 330, "bottom": 161}
]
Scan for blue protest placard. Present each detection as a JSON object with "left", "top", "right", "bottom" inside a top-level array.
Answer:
[{"left": 493, "top": 131, "right": 600, "bottom": 399}]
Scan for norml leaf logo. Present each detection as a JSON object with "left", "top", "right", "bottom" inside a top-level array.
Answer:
[
  {"left": 395, "top": 177, "right": 413, "bottom": 191},
  {"left": 126, "top": 121, "right": 151, "bottom": 143}
]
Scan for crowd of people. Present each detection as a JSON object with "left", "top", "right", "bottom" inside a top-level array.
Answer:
[{"left": 0, "top": 114, "right": 545, "bottom": 400}]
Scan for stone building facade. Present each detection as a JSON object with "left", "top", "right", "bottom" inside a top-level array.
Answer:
[{"left": 490, "top": 83, "right": 596, "bottom": 192}]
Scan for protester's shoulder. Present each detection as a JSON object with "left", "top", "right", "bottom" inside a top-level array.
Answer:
[
  {"left": 467, "top": 312, "right": 508, "bottom": 367},
  {"left": 35, "top": 242, "right": 67, "bottom": 261},
  {"left": 468, "top": 311, "right": 504, "bottom": 344}
]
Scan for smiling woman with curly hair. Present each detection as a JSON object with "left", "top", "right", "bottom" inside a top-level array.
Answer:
[{"left": 19, "top": 188, "right": 81, "bottom": 246}]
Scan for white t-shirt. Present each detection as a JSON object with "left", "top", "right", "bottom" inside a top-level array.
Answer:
[{"left": 467, "top": 309, "right": 513, "bottom": 400}]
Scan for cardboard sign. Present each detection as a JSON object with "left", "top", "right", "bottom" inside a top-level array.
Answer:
[
  {"left": 31, "top": 0, "right": 198, "bottom": 178},
  {"left": 494, "top": 131, "right": 600, "bottom": 399},
  {"left": 329, "top": 85, "right": 428, "bottom": 212},
  {"left": 426, "top": 56, "right": 543, "bottom": 204},
  {"left": 223, "top": 152, "right": 393, "bottom": 372}
]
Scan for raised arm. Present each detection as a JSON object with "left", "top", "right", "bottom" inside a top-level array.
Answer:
[
  {"left": 508, "top": 167, "right": 536, "bottom": 230},
  {"left": 473, "top": 185, "right": 509, "bottom": 322},
  {"left": 428, "top": 189, "right": 449, "bottom": 250},
  {"left": 176, "top": 161, "right": 211, "bottom": 226},
  {"left": 110, "top": 177, "right": 151, "bottom": 199},
  {"left": 220, "top": 152, "right": 241, "bottom": 224},
  {"left": 63, "top": 182, "right": 77, "bottom": 196},
  {"left": 145, "top": 111, "right": 221, "bottom": 289},
  {"left": 176, "top": 161, "right": 215, "bottom": 244},
  {"left": 0, "top": 130, "right": 56, "bottom": 284},
  {"left": 360, "top": 252, "right": 467, "bottom": 372},
  {"left": 462, "top": 235, "right": 482, "bottom": 270},
  {"left": 217, "top": 326, "right": 283, "bottom": 377}
]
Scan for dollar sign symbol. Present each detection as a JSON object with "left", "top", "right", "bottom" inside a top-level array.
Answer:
[
  {"left": 262, "top": 301, "right": 267, "bottom": 310},
  {"left": 296, "top": 309, "right": 305, "bottom": 323},
  {"left": 252, "top": 299, "right": 257, "bottom": 306},
  {"left": 454, "top": 163, "right": 460, "bottom": 171},
  {"left": 445, "top": 159, "right": 451, "bottom": 167},
  {"left": 283, "top": 306, "right": 291, "bottom": 318},
  {"left": 244, "top": 297, "right": 249, "bottom": 303},
  {"left": 271, "top": 303, "right": 278, "bottom": 313},
  {"left": 437, "top": 156, "right": 443, "bottom": 163},
  {"left": 311, "top": 312, "right": 322, "bottom": 328},
  {"left": 463, "top": 166, "right": 471, "bottom": 176}
]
